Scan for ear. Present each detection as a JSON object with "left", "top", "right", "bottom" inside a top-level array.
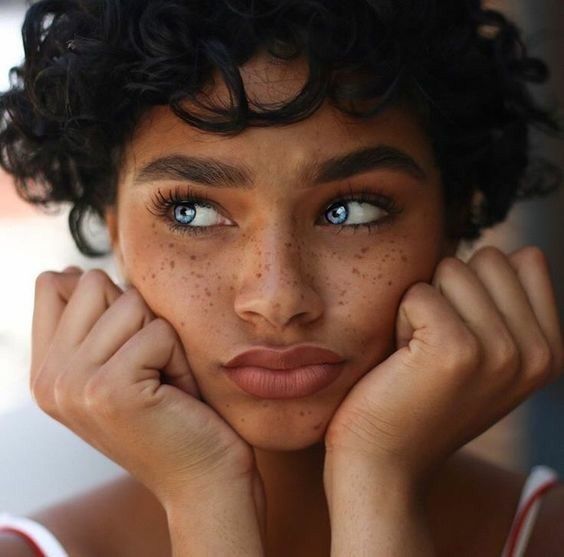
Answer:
[{"left": 104, "top": 206, "right": 128, "bottom": 287}]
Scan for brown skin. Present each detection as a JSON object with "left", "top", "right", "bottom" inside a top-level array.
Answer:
[
  {"left": 21, "top": 51, "right": 560, "bottom": 555},
  {"left": 104, "top": 52, "right": 456, "bottom": 552}
]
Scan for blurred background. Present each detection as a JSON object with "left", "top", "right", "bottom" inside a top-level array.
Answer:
[{"left": 0, "top": 0, "right": 562, "bottom": 515}]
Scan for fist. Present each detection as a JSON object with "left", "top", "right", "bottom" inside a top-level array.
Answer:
[
  {"left": 30, "top": 267, "right": 256, "bottom": 504},
  {"left": 325, "top": 246, "right": 564, "bottom": 483}
]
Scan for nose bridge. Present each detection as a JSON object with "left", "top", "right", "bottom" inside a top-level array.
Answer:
[{"left": 234, "top": 220, "right": 323, "bottom": 329}]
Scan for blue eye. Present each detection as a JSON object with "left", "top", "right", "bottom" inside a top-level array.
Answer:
[
  {"left": 174, "top": 205, "right": 196, "bottom": 225},
  {"left": 326, "top": 204, "right": 348, "bottom": 225},
  {"left": 323, "top": 199, "right": 390, "bottom": 229}
]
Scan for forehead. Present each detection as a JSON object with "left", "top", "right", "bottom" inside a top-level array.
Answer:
[{"left": 124, "top": 52, "right": 437, "bottom": 180}]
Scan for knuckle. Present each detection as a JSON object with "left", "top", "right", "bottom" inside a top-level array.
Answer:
[
  {"left": 435, "top": 256, "right": 464, "bottom": 278},
  {"left": 150, "top": 317, "right": 176, "bottom": 339},
  {"left": 512, "top": 245, "right": 548, "bottom": 269},
  {"left": 402, "top": 281, "right": 432, "bottom": 305},
  {"left": 30, "top": 375, "right": 57, "bottom": 415},
  {"left": 443, "top": 329, "right": 481, "bottom": 373},
  {"left": 525, "top": 338, "right": 553, "bottom": 379},
  {"left": 83, "top": 371, "right": 117, "bottom": 416},
  {"left": 470, "top": 246, "right": 505, "bottom": 268},
  {"left": 492, "top": 335, "right": 519, "bottom": 373},
  {"left": 34, "top": 270, "right": 58, "bottom": 291},
  {"left": 78, "top": 268, "right": 111, "bottom": 290}
]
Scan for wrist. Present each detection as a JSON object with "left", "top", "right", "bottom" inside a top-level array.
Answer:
[
  {"left": 164, "top": 475, "right": 265, "bottom": 557},
  {"left": 323, "top": 449, "right": 434, "bottom": 557},
  {"left": 324, "top": 448, "right": 425, "bottom": 512}
]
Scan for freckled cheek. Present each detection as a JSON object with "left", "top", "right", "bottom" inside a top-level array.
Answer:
[
  {"left": 323, "top": 239, "right": 440, "bottom": 352},
  {"left": 121, "top": 240, "right": 227, "bottom": 334}
]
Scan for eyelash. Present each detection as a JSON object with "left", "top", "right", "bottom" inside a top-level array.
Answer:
[{"left": 145, "top": 184, "right": 402, "bottom": 237}]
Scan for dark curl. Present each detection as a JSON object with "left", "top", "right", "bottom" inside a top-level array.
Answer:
[{"left": 0, "top": 0, "right": 561, "bottom": 256}]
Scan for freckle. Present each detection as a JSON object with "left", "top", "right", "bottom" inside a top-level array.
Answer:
[
  {"left": 241, "top": 417, "right": 245, "bottom": 422},
  {"left": 307, "top": 410, "right": 312, "bottom": 415},
  {"left": 274, "top": 302, "right": 281, "bottom": 309},
  {"left": 169, "top": 260, "right": 175, "bottom": 269},
  {"left": 313, "top": 422, "right": 322, "bottom": 430},
  {"left": 141, "top": 275, "right": 146, "bottom": 282},
  {"left": 338, "top": 301, "right": 344, "bottom": 305},
  {"left": 361, "top": 247, "right": 369, "bottom": 254},
  {"left": 354, "top": 254, "right": 364, "bottom": 259},
  {"left": 230, "top": 285, "right": 234, "bottom": 291},
  {"left": 299, "top": 411, "right": 305, "bottom": 416},
  {"left": 340, "top": 290, "right": 346, "bottom": 296},
  {"left": 209, "top": 302, "right": 213, "bottom": 307},
  {"left": 285, "top": 242, "right": 293, "bottom": 248},
  {"left": 256, "top": 273, "right": 262, "bottom": 278},
  {"left": 377, "top": 273, "right": 383, "bottom": 279},
  {"left": 180, "top": 320, "right": 185, "bottom": 327},
  {"left": 401, "top": 255, "right": 407, "bottom": 262},
  {"left": 168, "top": 243, "right": 173, "bottom": 248},
  {"left": 205, "top": 288, "right": 211, "bottom": 297},
  {"left": 151, "top": 273, "right": 156, "bottom": 279},
  {"left": 190, "top": 255, "right": 196, "bottom": 260},
  {"left": 262, "top": 402, "right": 269, "bottom": 408},
  {"left": 388, "top": 280, "right": 393, "bottom": 286},
  {"left": 352, "top": 268, "right": 360, "bottom": 275},
  {"left": 151, "top": 222, "right": 156, "bottom": 229},
  {"left": 226, "top": 403, "right": 231, "bottom": 408}
]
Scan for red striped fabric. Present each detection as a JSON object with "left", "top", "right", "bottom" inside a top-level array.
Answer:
[
  {"left": 0, "top": 526, "right": 47, "bottom": 557},
  {"left": 506, "top": 478, "right": 560, "bottom": 557}
]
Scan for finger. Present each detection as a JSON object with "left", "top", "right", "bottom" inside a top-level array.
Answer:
[
  {"left": 431, "top": 257, "right": 517, "bottom": 370},
  {"left": 395, "top": 282, "right": 481, "bottom": 369},
  {"left": 105, "top": 318, "right": 201, "bottom": 400},
  {"left": 467, "top": 247, "right": 551, "bottom": 382},
  {"left": 31, "top": 270, "right": 84, "bottom": 379},
  {"left": 53, "top": 269, "right": 124, "bottom": 350},
  {"left": 508, "top": 246, "right": 564, "bottom": 377},
  {"left": 77, "top": 287, "right": 154, "bottom": 367}
]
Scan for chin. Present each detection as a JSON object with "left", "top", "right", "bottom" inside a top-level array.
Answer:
[{"left": 233, "top": 420, "right": 327, "bottom": 452}]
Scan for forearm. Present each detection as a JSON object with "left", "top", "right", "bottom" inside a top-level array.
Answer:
[
  {"left": 0, "top": 534, "right": 36, "bottom": 557},
  {"left": 324, "top": 451, "right": 435, "bottom": 557},
  {"left": 164, "top": 477, "right": 265, "bottom": 557}
]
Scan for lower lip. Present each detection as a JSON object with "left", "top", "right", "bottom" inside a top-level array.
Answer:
[{"left": 223, "top": 363, "right": 344, "bottom": 399}]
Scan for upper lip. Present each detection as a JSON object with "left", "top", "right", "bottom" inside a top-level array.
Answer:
[{"left": 223, "top": 344, "right": 344, "bottom": 370}]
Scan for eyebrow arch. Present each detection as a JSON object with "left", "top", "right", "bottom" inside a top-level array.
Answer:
[{"left": 132, "top": 144, "right": 427, "bottom": 189}]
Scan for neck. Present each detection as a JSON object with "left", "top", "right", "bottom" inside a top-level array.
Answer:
[{"left": 254, "top": 442, "right": 331, "bottom": 555}]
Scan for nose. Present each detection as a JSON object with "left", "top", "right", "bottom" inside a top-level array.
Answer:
[{"left": 233, "top": 228, "right": 324, "bottom": 331}]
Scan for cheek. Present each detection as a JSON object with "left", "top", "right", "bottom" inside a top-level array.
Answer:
[
  {"left": 119, "top": 232, "right": 228, "bottom": 337},
  {"left": 323, "top": 229, "right": 443, "bottom": 358}
]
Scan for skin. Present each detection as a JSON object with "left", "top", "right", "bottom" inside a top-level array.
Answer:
[
  {"left": 25, "top": 50, "right": 560, "bottom": 555},
  {"left": 103, "top": 51, "right": 456, "bottom": 551}
]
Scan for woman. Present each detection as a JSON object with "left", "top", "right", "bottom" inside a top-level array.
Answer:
[{"left": 0, "top": 0, "right": 563, "bottom": 555}]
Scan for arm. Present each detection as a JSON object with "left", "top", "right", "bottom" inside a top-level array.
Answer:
[
  {"left": 12, "top": 473, "right": 172, "bottom": 557},
  {"left": 165, "top": 474, "right": 265, "bottom": 557},
  {"left": 324, "top": 450, "right": 435, "bottom": 557},
  {"left": 0, "top": 534, "right": 36, "bottom": 557}
]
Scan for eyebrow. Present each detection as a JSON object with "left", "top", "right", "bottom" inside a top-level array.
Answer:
[{"left": 132, "top": 144, "right": 427, "bottom": 189}]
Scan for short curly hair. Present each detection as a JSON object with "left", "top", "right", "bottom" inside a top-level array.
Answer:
[{"left": 0, "top": 0, "right": 561, "bottom": 256}]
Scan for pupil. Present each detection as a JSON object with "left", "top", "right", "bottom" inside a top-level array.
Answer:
[
  {"left": 175, "top": 205, "right": 195, "bottom": 224},
  {"left": 327, "top": 204, "right": 347, "bottom": 225}
]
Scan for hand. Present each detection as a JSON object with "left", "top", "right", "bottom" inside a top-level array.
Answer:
[
  {"left": 30, "top": 267, "right": 261, "bottom": 508},
  {"left": 324, "top": 246, "right": 564, "bottom": 487}
]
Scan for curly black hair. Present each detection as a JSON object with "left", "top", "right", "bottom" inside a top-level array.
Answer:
[{"left": 0, "top": 0, "right": 561, "bottom": 256}]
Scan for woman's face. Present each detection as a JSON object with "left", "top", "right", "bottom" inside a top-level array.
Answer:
[{"left": 106, "top": 54, "right": 455, "bottom": 450}]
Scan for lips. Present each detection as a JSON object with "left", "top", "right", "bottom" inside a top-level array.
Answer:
[{"left": 223, "top": 345, "right": 344, "bottom": 370}]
